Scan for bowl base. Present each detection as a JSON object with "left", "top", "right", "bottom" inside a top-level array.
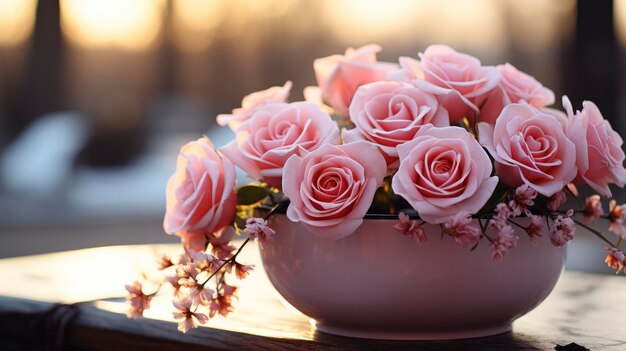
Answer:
[{"left": 315, "top": 322, "right": 512, "bottom": 340}]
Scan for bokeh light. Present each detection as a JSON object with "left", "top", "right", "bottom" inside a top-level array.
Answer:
[
  {"left": 60, "top": 0, "right": 165, "bottom": 51},
  {"left": 0, "top": 0, "right": 37, "bottom": 47}
]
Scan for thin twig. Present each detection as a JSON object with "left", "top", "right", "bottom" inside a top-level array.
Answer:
[
  {"left": 478, "top": 218, "right": 494, "bottom": 244},
  {"left": 573, "top": 219, "right": 618, "bottom": 249},
  {"left": 200, "top": 200, "right": 286, "bottom": 287},
  {"left": 507, "top": 218, "right": 528, "bottom": 231}
]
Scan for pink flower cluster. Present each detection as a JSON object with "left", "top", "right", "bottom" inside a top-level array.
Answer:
[
  {"left": 175, "top": 44, "right": 626, "bottom": 244},
  {"left": 131, "top": 43, "right": 626, "bottom": 334},
  {"left": 165, "top": 43, "right": 626, "bottom": 260},
  {"left": 443, "top": 211, "right": 481, "bottom": 248},
  {"left": 394, "top": 212, "right": 426, "bottom": 244},
  {"left": 608, "top": 200, "right": 626, "bottom": 238},
  {"left": 604, "top": 248, "right": 626, "bottom": 274},
  {"left": 164, "top": 250, "right": 249, "bottom": 333},
  {"left": 125, "top": 281, "right": 154, "bottom": 319},
  {"left": 245, "top": 217, "right": 275, "bottom": 244},
  {"left": 485, "top": 185, "right": 541, "bottom": 260},
  {"left": 491, "top": 225, "right": 519, "bottom": 262},
  {"left": 126, "top": 222, "right": 263, "bottom": 332},
  {"left": 549, "top": 210, "right": 576, "bottom": 247}
]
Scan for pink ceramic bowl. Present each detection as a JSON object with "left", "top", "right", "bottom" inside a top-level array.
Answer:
[{"left": 259, "top": 214, "right": 567, "bottom": 340}]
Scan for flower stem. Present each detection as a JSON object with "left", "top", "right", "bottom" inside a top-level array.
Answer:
[
  {"left": 507, "top": 218, "right": 528, "bottom": 231},
  {"left": 572, "top": 219, "right": 618, "bottom": 249},
  {"left": 200, "top": 200, "right": 286, "bottom": 287},
  {"left": 200, "top": 238, "right": 250, "bottom": 287},
  {"left": 477, "top": 218, "right": 494, "bottom": 244}
]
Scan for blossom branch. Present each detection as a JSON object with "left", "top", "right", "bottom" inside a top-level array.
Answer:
[
  {"left": 200, "top": 200, "right": 285, "bottom": 287},
  {"left": 572, "top": 219, "right": 618, "bottom": 249},
  {"left": 477, "top": 218, "right": 494, "bottom": 244},
  {"left": 506, "top": 218, "right": 528, "bottom": 231}
]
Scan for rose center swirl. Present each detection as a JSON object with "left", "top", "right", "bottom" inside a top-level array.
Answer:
[
  {"left": 517, "top": 124, "right": 559, "bottom": 168},
  {"left": 413, "top": 146, "right": 466, "bottom": 198}
]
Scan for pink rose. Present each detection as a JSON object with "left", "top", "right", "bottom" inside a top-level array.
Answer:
[
  {"left": 314, "top": 44, "right": 398, "bottom": 116},
  {"left": 342, "top": 81, "right": 449, "bottom": 169},
  {"left": 480, "top": 63, "right": 555, "bottom": 124},
  {"left": 388, "top": 44, "right": 500, "bottom": 124},
  {"left": 392, "top": 125, "right": 498, "bottom": 224},
  {"left": 282, "top": 141, "right": 386, "bottom": 239},
  {"left": 563, "top": 96, "right": 626, "bottom": 197},
  {"left": 164, "top": 137, "right": 237, "bottom": 251},
  {"left": 477, "top": 102, "right": 577, "bottom": 196},
  {"left": 217, "top": 81, "right": 292, "bottom": 131},
  {"left": 220, "top": 101, "right": 340, "bottom": 189}
]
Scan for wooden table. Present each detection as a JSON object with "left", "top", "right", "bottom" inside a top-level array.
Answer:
[{"left": 0, "top": 243, "right": 624, "bottom": 350}]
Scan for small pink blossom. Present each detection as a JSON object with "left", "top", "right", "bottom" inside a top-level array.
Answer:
[
  {"left": 177, "top": 275, "right": 197, "bottom": 289},
  {"left": 608, "top": 200, "right": 626, "bottom": 238},
  {"left": 222, "top": 282, "right": 238, "bottom": 298},
  {"left": 225, "top": 260, "right": 254, "bottom": 280},
  {"left": 491, "top": 225, "right": 519, "bottom": 262},
  {"left": 509, "top": 184, "right": 537, "bottom": 217},
  {"left": 583, "top": 195, "right": 604, "bottom": 225},
  {"left": 210, "top": 284, "right": 237, "bottom": 318},
  {"left": 177, "top": 253, "right": 191, "bottom": 266},
  {"left": 547, "top": 191, "right": 567, "bottom": 211},
  {"left": 172, "top": 294, "right": 209, "bottom": 333},
  {"left": 604, "top": 247, "right": 626, "bottom": 274},
  {"left": 211, "top": 243, "right": 236, "bottom": 260},
  {"left": 165, "top": 274, "right": 182, "bottom": 294},
  {"left": 192, "top": 251, "right": 223, "bottom": 274},
  {"left": 208, "top": 227, "right": 237, "bottom": 259},
  {"left": 189, "top": 283, "right": 215, "bottom": 306},
  {"left": 156, "top": 254, "right": 173, "bottom": 270},
  {"left": 550, "top": 210, "right": 576, "bottom": 246},
  {"left": 489, "top": 203, "right": 511, "bottom": 231},
  {"left": 245, "top": 217, "right": 275, "bottom": 242},
  {"left": 526, "top": 215, "right": 544, "bottom": 243},
  {"left": 175, "top": 262, "right": 193, "bottom": 281},
  {"left": 231, "top": 262, "right": 254, "bottom": 280},
  {"left": 125, "top": 281, "right": 153, "bottom": 319},
  {"left": 176, "top": 261, "right": 200, "bottom": 288},
  {"left": 394, "top": 212, "right": 427, "bottom": 244},
  {"left": 443, "top": 211, "right": 481, "bottom": 248}
]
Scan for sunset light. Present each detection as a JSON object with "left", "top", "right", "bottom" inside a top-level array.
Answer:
[
  {"left": 60, "top": 0, "right": 164, "bottom": 51},
  {"left": 0, "top": 0, "right": 36, "bottom": 47}
]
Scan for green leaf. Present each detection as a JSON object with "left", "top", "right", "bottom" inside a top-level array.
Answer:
[{"left": 237, "top": 185, "right": 270, "bottom": 206}]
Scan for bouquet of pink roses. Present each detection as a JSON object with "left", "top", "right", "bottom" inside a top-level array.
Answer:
[{"left": 126, "top": 44, "right": 626, "bottom": 333}]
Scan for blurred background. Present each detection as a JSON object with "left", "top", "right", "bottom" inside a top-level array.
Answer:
[{"left": 0, "top": 0, "right": 624, "bottom": 271}]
